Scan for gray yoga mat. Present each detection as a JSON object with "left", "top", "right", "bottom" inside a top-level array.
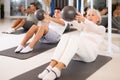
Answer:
[
  {"left": 0, "top": 42, "right": 57, "bottom": 60},
  {"left": 10, "top": 55, "right": 112, "bottom": 80}
]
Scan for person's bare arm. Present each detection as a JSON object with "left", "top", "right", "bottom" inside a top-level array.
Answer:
[
  {"left": 44, "top": 14, "right": 65, "bottom": 26},
  {"left": 21, "top": 6, "right": 34, "bottom": 14}
]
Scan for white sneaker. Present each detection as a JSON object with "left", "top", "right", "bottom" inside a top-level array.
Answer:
[
  {"left": 43, "top": 67, "right": 61, "bottom": 80},
  {"left": 7, "top": 28, "right": 15, "bottom": 34},
  {"left": 20, "top": 46, "right": 33, "bottom": 53},
  {"left": 15, "top": 45, "right": 24, "bottom": 53},
  {"left": 38, "top": 66, "right": 52, "bottom": 79}
]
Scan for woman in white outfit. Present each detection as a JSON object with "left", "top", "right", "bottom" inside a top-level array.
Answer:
[{"left": 38, "top": 9, "right": 106, "bottom": 80}]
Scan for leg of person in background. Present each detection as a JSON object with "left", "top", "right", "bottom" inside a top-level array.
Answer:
[
  {"left": 11, "top": 18, "right": 23, "bottom": 28},
  {"left": 7, "top": 18, "right": 25, "bottom": 33},
  {"left": 12, "top": 18, "right": 25, "bottom": 30}
]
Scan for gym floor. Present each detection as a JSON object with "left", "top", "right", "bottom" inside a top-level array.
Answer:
[{"left": 0, "top": 18, "right": 120, "bottom": 80}]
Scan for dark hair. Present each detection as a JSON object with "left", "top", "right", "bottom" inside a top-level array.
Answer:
[
  {"left": 84, "top": 7, "right": 89, "bottom": 16},
  {"left": 84, "top": 7, "right": 89, "bottom": 12},
  {"left": 115, "top": 2, "right": 120, "bottom": 8},
  {"left": 98, "top": 7, "right": 108, "bottom": 12},
  {"left": 54, "top": 7, "right": 62, "bottom": 11},
  {"left": 30, "top": 2, "right": 37, "bottom": 7}
]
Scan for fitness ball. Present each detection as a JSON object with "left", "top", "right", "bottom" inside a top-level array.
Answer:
[
  {"left": 34, "top": 9, "right": 45, "bottom": 21},
  {"left": 61, "top": 6, "right": 76, "bottom": 21}
]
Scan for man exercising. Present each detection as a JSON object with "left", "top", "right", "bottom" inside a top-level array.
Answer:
[
  {"left": 15, "top": 8, "right": 67, "bottom": 53},
  {"left": 5, "top": 2, "right": 38, "bottom": 34}
]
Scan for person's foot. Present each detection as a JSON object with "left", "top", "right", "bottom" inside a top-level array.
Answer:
[
  {"left": 20, "top": 46, "right": 33, "bottom": 53},
  {"left": 38, "top": 66, "right": 52, "bottom": 79},
  {"left": 43, "top": 67, "right": 61, "bottom": 80},
  {"left": 15, "top": 45, "right": 24, "bottom": 53},
  {"left": 6, "top": 28, "right": 15, "bottom": 34}
]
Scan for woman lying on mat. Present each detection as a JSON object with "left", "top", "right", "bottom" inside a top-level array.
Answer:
[
  {"left": 15, "top": 8, "right": 67, "bottom": 53},
  {"left": 37, "top": 9, "right": 106, "bottom": 80},
  {"left": 5, "top": 2, "right": 38, "bottom": 34}
]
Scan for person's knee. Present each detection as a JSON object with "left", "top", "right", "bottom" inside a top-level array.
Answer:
[
  {"left": 21, "top": 19, "right": 25, "bottom": 23},
  {"left": 39, "top": 25, "right": 49, "bottom": 33},
  {"left": 39, "top": 25, "right": 45, "bottom": 29},
  {"left": 30, "top": 25, "right": 38, "bottom": 31},
  {"left": 17, "top": 18, "right": 23, "bottom": 21},
  {"left": 40, "top": 25, "right": 48, "bottom": 30}
]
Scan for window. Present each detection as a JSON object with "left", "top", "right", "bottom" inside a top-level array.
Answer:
[{"left": 10, "top": 0, "right": 26, "bottom": 16}]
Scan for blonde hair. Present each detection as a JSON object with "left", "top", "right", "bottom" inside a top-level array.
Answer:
[{"left": 86, "top": 9, "right": 102, "bottom": 24}]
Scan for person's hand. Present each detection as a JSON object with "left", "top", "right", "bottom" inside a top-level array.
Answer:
[
  {"left": 75, "top": 12, "right": 85, "bottom": 22},
  {"left": 44, "top": 13, "right": 51, "bottom": 20}
]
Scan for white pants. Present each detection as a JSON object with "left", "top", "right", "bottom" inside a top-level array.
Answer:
[{"left": 51, "top": 34, "right": 98, "bottom": 67}]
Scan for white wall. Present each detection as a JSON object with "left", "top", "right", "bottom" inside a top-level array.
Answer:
[{"left": 4, "top": 0, "right": 10, "bottom": 18}]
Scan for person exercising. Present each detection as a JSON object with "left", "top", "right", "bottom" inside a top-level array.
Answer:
[
  {"left": 38, "top": 8, "right": 106, "bottom": 80},
  {"left": 5, "top": 2, "right": 38, "bottom": 34},
  {"left": 15, "top": 8, "right": 67, "bottom": 53}
]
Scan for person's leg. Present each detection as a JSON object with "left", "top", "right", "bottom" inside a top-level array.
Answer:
[
  {"left": 28, "top": 25, "right": 49, "bottom": 48},
  {"left": 38, "top": 34, "right": 70, "bottom": 79},
  {"left": 6, "top": 18, "right": 24, "bottom": 34},
  {"left": 20, "top": 25, "right": 39, "bottom": 46},
  {"left": 39, "top": 34, "right": 75, "bottom": 78},
  {"left": 51, "top": 34, "right": 71, "bottom": 61},
  {"left": 42, "top": 35, "right": 80, "bottom": 80},
  {"left": 11, "top": 18, "right": 23, "bottom": 28},
  {"left": 52, "top": 35, "right": 80, "bottom": 68},
  {"left": 15, "top": 25, "right": 38, "bottom": 53},
  {"left": 20, "top": 25, "right": 49, "bottom": 53},
  {"left": 13, "top": 19, "right": 25, "bottom": 30}
]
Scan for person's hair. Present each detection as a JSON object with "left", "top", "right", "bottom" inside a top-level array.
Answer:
[
  {"left": 54, "top": 7, "right": 62, "bottom": 11},
  {"left": 115, "top": 2, "right": 120, "bottom": 8},
  {"left": 98, "top": 7, "right": 108, "bottom": 12},
  {"left": 30, "top": 2, "right": 37, "bottom": 7},
  {"left": 87, "top": 9, "right": 102, "bottom": 24},
  {"left": 84, "top": 7, "right": 89, "bottom": 12},
  {"left": 84, "top": 7, "right": 90, "bottom": 16}
]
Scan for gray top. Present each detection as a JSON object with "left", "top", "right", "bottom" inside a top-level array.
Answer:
[{"left": 27, "top": 14, "right": 38, "bottom": 25}]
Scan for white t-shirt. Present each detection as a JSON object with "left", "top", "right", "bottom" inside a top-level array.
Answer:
[{"left": 48, "top": 19, "right": 67, "bottom": 35}]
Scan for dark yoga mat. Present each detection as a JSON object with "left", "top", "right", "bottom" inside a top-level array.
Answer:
[
  {"left": 0, "top": 28, "right": 77, "bottom": 60},
  {"left": 0, "top": 42, "right": 57, "bottom": 60},
  {"left": 10, "top": 55, "right": 112, "bottom": 80},
  {"left": 2, "top": 29, "right": 26, "bottom": 34},
  {"left": 2, "top": 27, "right": 77, "bottom": 35}
]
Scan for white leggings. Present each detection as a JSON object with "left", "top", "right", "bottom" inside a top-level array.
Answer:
[{"left": 51, "top": 34, "right": 98, "bottom": 67}]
